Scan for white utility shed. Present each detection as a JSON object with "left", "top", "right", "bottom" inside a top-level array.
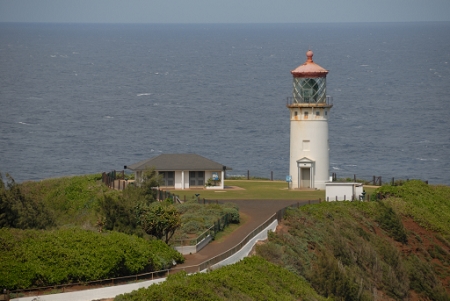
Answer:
[{"left": 325, "top": 182, "right": 364, "bottom": 201}]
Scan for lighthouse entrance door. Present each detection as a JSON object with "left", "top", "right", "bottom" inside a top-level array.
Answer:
[
  {"left": 297, "top": 157, "right": 315, "bottom": 189},
  {"left": 300, "top": 168, "right": 311, "bottom": 188}
]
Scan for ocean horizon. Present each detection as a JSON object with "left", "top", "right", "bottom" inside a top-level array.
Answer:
[{"left": 1, "top": 22, "right": 449, "bottom": 185}]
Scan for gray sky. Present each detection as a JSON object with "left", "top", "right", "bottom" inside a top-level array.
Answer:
[{"left": 0, "top": 0, "right": 449, "bottom": 23}]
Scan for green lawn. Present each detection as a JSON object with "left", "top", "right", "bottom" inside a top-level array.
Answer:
[{"left": 172, "top": 180, "right": 326, "bottom": 201}]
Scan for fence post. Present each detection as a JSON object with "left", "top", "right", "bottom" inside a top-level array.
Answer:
[
  {"left": 354, "top": 174, "right": 356, "bottom": 182},
  {"left": 271, "top": 171, "right": 273, "bottom": 181},
  {"left": 247, "top": 170, "right": 250, "bottom": 180}
]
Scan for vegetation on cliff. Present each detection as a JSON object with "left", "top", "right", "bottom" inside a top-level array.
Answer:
[
  {"left": 115, "top": 256, "right": 327, "bottom": 301},
  {"left": 257, "top": 180, "right": 450, "bottom": 300}
]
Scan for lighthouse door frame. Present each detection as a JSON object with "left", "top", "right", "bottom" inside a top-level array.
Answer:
[{"left": 297, "top": 158, "right": 315, "bottom": 189}]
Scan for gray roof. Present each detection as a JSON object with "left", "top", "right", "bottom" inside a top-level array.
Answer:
[{"left": 126, "top": 154, "right": 231, "bottom": 171}]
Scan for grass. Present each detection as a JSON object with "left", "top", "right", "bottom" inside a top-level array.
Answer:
[
  {"left": 174, "top": 180, "right": 326, "bottom": 201},
  {"left": 213, "top": 212, "right": 249, "bottom": 243}
]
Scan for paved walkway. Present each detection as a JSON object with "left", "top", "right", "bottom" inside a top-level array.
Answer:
[{"left": 175, "top": 199, "right": 307, "bottom": 270}]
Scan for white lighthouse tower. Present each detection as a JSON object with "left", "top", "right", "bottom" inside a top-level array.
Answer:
[{"left": 288, "top": 50, "right": 332, "bottom": 190}]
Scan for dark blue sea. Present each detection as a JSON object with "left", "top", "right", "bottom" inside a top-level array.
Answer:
[{"left": 1, "top": 22, "right": 449, "bottom": 185}]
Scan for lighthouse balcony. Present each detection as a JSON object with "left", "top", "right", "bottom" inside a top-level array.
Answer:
[{"left": 286, "top": 95, "right": 333, "bottom": 108}]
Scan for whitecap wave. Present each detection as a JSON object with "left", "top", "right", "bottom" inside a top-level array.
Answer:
[
  {"left": 18, "top": 122, "right": 31, "bottom": 125},
  {"left": 332, "top": 167, "right": 340, "bottom": 170},
  {"left": 137, "top": 93, "right": 152, "bottom": 97}
]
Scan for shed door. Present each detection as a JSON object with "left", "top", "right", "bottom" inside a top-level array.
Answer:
[{"left": 300, "top": 168, "right": 311, "bottom": 188}]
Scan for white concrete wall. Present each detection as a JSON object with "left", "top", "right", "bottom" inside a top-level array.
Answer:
[
  {"left": 174, "top": 235, "right": 212, "bottom": 255},
  {"left": 174, "top": 171, "right": 183, "bottom": 189},
  {"left": 289, "top": 107, "right": 329, "bottom": 190},
  {"left": 326, "top": 182, "right": 364, "bottom": 201},
  {"left": 205, "top": 219, "right": 278, "bottom": 271}
]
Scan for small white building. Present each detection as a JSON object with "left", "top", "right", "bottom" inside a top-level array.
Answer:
[
  {"left": 125, "top": 154, "right": 230, "bottom": 190},
  {"left": 325, "top": 182, "right": 364, "bottom": 201}
]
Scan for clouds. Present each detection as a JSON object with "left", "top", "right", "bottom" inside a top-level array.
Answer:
[{"left": 0, "top": 0, "right": 449, "bottom": 23}]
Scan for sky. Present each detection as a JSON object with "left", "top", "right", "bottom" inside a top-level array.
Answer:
[{"left": 0, "top": 0, "right": 449, "bottom": 24}]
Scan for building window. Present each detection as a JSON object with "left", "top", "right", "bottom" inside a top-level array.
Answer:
[
  {"left": 294, "top": 111, "right": 298, "bottom": 116},
  {"left": 160, "top": 171, "right": 175, "bottom": 186},
  {"left": 304, "top": 111, "right": 309, "bottom": 117},
  {"left": 325, "top": 110, "right": 328, "bottom": 116},
  {"left": 316, "top": 111, "right": 320, "bottom": 116},
  {"left": 189, "top": 171, "right": 204, "bottom": 186}
]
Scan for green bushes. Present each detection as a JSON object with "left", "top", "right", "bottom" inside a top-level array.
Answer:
[
  {"left": 375, "top": 202, "right": 408, "bottom": 243},
  {"left": 257, "top": 201, "right": 423, "bottom": 300},
  {"left": 18, "top": 173, "right": 110, "bottom": 227},
  {"left": 0, "top": 173, "right": 55, "bottom": 230},
  {"left": 377, "top": 180, "right": 450, "bottom": 239},
  {"left": 114, "top": 256, "right": 326, "bottom": 301},
  {"left": 406, "top": 255, "right": 449, "bottom": 301},
  {"left": 173, "top": 201, "right": 239, "bottom": 239},
  {"left": 0, "top": 228, "right": 184, "bottom": 290}
]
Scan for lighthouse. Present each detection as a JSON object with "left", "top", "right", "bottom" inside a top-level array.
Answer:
[{"left": 288, "top": 50, "right": 332, "bottom": 190}]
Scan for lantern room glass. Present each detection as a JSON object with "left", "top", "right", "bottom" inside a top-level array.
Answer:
[{"left": 293, "top": 77, "right": 327, "bottom": 103}]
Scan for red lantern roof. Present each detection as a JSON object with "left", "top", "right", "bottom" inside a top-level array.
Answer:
[{"left": 291, "top": 50, "right": 328, "bottom": 78}]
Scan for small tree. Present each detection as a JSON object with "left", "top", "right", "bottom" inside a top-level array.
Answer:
[
  {"left": 0, "top": 172, "right": 54, "bottom": 229},
  {"left": 127, "top": 168, "right": 161, "bottom": 203},
  {"left": 98, "top": 168, "right": 162, "bottom": 235},
  {"left": 138, "top": 202, "right": 181, "bottom": 244}
]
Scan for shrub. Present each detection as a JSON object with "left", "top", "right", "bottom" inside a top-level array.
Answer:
[
  {"left": 375, "top": 202, "right": 408, "bottom": 244},
  {"left": 0, "top": 228, "right": 184, "bottom": 290},
  {"left": 114, "top": 256, "right": 326, "bottom": 301},
  {"left": 223, "top": 207, "right": 240, "bottom": 224}
]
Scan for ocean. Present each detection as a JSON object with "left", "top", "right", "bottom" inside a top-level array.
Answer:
[{"left": 0, "top": 22, "right": 449, "bottom": 185}]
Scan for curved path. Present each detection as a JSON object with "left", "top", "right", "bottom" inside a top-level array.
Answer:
[
  {"left": 176, "top": 199, "right": 304, "bottom": 270},
  {"left": 12, "top": 199, "right": 310, "bottom": 301}
]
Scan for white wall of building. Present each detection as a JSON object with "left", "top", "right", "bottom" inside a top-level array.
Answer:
[
  {"left": 326, "top": 182, "right": 364, "bottom": 201},
  {"left": 174, "top": 171, "right": 183, "bottom": 189},
  {"left": 205, "top": 170, "right": 225, "bottom": 189},
  {"left": 289, "top": 107, "right": 329, "bottom": 190}
]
